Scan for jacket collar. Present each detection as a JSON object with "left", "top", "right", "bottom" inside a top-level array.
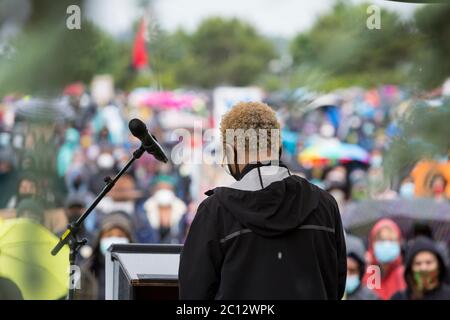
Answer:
[
  {"left": 228, "top": 164, "right": 291, "bottom": 191},
  {"left": 204, "top": 161, "right": 291, "bottom": 196}
]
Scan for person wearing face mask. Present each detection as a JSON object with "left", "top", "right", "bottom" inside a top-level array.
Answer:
[
  {"left": 399, "top": 177, "right": 416, "bottom": 199},
  {"left": 6, "top": 172, "right": 39, "bottom": 209},
  {"left": 0, "top": 148, "right": 18, "bottom": 208},
  {"left": 179, "top": 102, "right": 347, "bottom": 300},
  {"left": 96, "top": 173, "right": 142, "bottom": 216},
  {"left": 429, "top": 174, "right": 448, "bottom": 201},
  {"left": 80, "top": 212, "right": 134, "bottom": 300},
  {"left": 391, "top": 236, "right": 450, "bottom": 300},
  {"left": 326, "top": 184, "right": 348, "bottom": 215},
  {"left": 362, "top": 218, "right": 406, "bottom": 300},
  {"left": 56, "top": 127, "right": 80, "bottom": 177},
  {"left": 65, "top": 168, "right": 98, "bottom": 234},
  {"left": 144, "top": 186, "right": 186, "bottom": 244},
  {"left": 88, "top": 152, "right": 117, "bottom": 195},
  {"left": 345, "top": 234, "right": 378, "bottom": 300}
]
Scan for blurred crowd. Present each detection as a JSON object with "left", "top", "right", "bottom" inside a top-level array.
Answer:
[{"left": 0, "top": 80, "right": 449, "bottom": 300}]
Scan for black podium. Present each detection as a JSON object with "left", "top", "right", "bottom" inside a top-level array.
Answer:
[{"left": 105, "top": 244, "right": 182, "bottom": 300}]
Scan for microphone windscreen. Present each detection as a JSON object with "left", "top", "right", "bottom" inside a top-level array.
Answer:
[{"left": 128, "top": 118, "right": 147, "bottom": 138}]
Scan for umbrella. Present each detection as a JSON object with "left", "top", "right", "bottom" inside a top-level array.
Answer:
[
  {"left": 128, "top": 87, "right": 152, "bottom": 108},
  {"left": 0, "top": 218, "right": 69, "bottom": 299},
  {"left": 411, "top": 160, "right": 450, "bottom": 198},
  {"left": 303, "top": 93, "right": 342, "bottom": 113},
  {"left": 63, "top": 82, "right": 85, "bottom": 97},
  {"left": 281, "top": 129, "right": 299, "bottom": 155},
  {"left": 141, "top": 91, "right": 201, "bottom": 110},
  {"left": 342, "top": 199, "right": 450, "bottom": 244},
  {"left": 298, "top": 140, "right": 370, "bottom": 167},
  {"left": 14, "top": 98, "right": 75, "bottom": 123},
  {"left": 158, "top": 110, "right": 208, "bottom": 130}
]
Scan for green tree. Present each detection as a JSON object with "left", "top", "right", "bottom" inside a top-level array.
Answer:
[
  {"left": 384, "top": 98, "right": 450, "bottom": 180},
  {"left": 124, "top": 17, "right": 278, "bottom": 90},
  {"left": 145, "top": 28, "right": 192, "bottom": 89},
  {"left": 0, "top": 0, "right": 130, "bottom": 95},
  {"left": 412, "top": 4, "right": 450, "bottom": 90},
  {"left": 289, "top": 2, "right": 418, "bottom": 90},
  {"left": 176, "top": 17, "right": 276, "bottom": 88}
]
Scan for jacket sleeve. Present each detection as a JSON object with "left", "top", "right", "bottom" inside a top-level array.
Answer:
[
  {"left": 178, "top": 200, "right": 223, "bottom": 299},
  {"left": 334, "top": 201, "right": 347, "bottom": 300}
]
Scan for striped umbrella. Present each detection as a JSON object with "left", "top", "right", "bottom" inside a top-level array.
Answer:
[
  {"left": 298, "top": 140, "right": 370, "bottom": 167},
  {"left": 14, "top": 98, "right": 75, "bottom": 123}
]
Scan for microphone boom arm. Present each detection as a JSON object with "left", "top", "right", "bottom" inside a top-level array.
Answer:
[{"left": 51, "top": 145, "right": 147, "bottom": 299}]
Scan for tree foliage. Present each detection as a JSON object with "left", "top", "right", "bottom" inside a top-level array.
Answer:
[
  {"left": 1, "top": 1, "right": 449, "bottom": 94},
  {"left": 148, "top": 17, "right": 276, "bottom": 89},
  {"left": 289, "top": 2, "right": 418, "bottom": 90},
  {"left": 0, "top": 0, "right": 130, "bottom": 95},
  {"left": 384, "top": 99, "right": 450, "bottom": 179},
  {"left": 412, "top": 4, "right": 450, "bottom": 89}
]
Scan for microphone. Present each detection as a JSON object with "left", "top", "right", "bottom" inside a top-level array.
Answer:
[{"left": 128, "top": 118, "right": 168, "bottom": 163}]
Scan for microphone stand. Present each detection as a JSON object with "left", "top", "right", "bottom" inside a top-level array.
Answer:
[{"left": 51, "top": 145, "right": 146, "bottom": 300}]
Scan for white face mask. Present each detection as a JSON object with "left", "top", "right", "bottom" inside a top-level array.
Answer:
[
  {"left": 100, "top": 236, "right": 129, "bottom": 255},
  {"left": 154, "top": 189, "right": 175, "bottom": 206}
]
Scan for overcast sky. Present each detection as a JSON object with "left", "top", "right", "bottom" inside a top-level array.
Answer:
[{"left": 86, "top": 0, "right": 424, "bottom": 38}]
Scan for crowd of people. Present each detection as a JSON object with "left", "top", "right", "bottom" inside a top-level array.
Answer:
[
  {"left": 345, "top": 219, "right": 450, "bottom": 300},
  {"left": 0, "top": 80, "right": 449, "bottom": 299}
]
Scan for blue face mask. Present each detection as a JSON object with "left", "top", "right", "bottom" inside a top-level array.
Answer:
[
  {"left": 399, "top": 182, "right": 415, "bottom": 199},
  {"left": 345, "top": 275, "right": 360, "bottom": 295},
  {"left": 374, "top": 240, "right": 400, "bottom": 264}
]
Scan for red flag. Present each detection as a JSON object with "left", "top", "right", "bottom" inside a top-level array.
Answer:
[{"left": 132, "top": 18, "right": 149, "bottom": 70}]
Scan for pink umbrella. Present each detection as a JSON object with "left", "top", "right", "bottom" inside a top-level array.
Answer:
[
  {"left": 141, "top": 91, "right": 197, "bottom": 110},
  {"left": 158, "top": 110, "right": 208, "bottom": 130}
]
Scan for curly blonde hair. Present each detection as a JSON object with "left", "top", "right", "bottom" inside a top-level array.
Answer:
[{"left": 220, "top": 102, "right": 281, "bottom": 162}]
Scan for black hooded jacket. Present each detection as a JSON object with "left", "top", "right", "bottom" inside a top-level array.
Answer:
[{"left": 178, "top": 165, "right": 347, "bottom": 300}]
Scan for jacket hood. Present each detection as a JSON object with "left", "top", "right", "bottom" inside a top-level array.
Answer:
[
  {"left": 211, "top": 166, "right": 320, "bottom": 237},
  {"left": 144, "top": 193, "right": 187, "bottom": 229},
  {"left": 404, "top": 236, "right": 447, "bottom": 281},
  {"left": 346, "top": 234, "right": 367, "bottom": 280},
  {"left": 367, "top": 218, "right": 403, "bottom": 268}
]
